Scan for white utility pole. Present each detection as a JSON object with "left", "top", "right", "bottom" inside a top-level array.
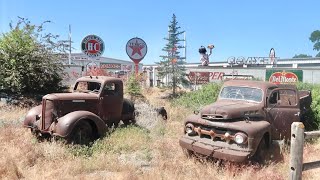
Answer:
[
  {"left": 184, "top": 32, "right": 187, "bottom": 62},
  {"left": 68, "top": 24, "right": 72, "bottom": 65}
]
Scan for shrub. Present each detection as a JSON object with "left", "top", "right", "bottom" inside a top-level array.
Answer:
[
  {"left": 298, "top": 83, "right": 320, "bottom": 129},
  {"left": 0, "top": 18, "right": 65, "bottom": 95},
  {"left": 126, "top": 75, "right": 142, "bottom": 97},
  {"left": 172, "top": 82, "right": 222, "bottom": 110}
]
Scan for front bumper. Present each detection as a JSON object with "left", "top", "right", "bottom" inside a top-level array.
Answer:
[{"left": 179, "top": 135, "right": 253, "bottom": 162}]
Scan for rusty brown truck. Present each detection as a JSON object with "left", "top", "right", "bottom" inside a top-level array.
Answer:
[
  {"left": 179, "top": 80, "right": 311, "bottom": 162},
  {"left": 23, "top": 76, "right": 135, "bottom": 144}
]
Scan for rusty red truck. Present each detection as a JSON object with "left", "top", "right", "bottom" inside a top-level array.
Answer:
[
  {"left": 23, "top": 76, "right": 135, "bottom": 144},
  {"left": 179, "top": 80, "right": 311, "bottom": 162}
]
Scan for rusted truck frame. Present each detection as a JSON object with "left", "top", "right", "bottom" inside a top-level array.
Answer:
[
  {"left": 23, "top": 76, "right": 135, "bottom": 144},
  {"left": 179, "top": 80, "right": 311, "bottom": 162}
]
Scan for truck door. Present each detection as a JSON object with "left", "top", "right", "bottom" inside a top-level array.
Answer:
[
  {"left": 266, "top": 88, "right": 300, "bottom": 140},
  {"left": 100, "top": 81, "right": 123, "bottom": 124}
]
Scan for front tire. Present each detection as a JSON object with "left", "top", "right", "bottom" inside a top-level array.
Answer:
[
  {"left": 252, "top": 138, "right": 267, "bottom": 163},
  {"left": 67, "top": 120, "right": 93, "bottom": 145}
]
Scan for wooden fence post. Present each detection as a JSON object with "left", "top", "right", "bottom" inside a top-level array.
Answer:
[{"left": 289, "top": 122, "right": 305, "bottom": 180}]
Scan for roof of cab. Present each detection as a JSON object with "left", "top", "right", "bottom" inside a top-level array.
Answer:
[
  {"left": 223, "top": 80, "right": 277, "bottom": 89},
  {"left": 75, "top": 76, "right": 122, "bottom": 84}
]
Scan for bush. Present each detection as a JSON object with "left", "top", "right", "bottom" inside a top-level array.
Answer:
[
  {"left": 297, "top": 82, "right": 320, "bottom": 129},
  {"left": 0, "top": 18, "right": 65, "bottom": 95},
  {"left": 172, "top": 82, "right": 222, "bottom": 110}
]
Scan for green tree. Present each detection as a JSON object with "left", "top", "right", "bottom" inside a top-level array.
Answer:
[
  {"left": 126, "top": 75, "right": 141, "bottom": 97},
  {"left": 0, "top": 17, "right": 65, "bottom": 95},
  {"left": 157, "top": 14, "right": 188, "bottom": 97},
  {"left": 309, "top": 30, "right": 320, "bottom": 57},
  {"left": 293, "top": 54, "right": 312, "bottom": 58}
]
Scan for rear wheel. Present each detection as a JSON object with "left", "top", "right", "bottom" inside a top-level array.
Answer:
[{"left": 67, "top": 120, "right": 93, "bottom": 145}]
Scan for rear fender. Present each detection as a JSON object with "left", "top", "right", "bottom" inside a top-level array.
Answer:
[{"left": 52, "top": 111, "right": 107, "bottom": 138}]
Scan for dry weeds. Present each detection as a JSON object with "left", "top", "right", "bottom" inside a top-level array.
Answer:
[{"left": 1, "top": 89, "right": 320, "bottom": 179}]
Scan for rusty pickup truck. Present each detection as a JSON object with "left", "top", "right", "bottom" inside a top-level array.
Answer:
[
  {"left": 23, "top": 76, "right": 135, "bottom": 144},
  {"left": 179, "top": 80, "right": 311, "bottom": 162}
]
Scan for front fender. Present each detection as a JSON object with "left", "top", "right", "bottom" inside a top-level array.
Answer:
[
  {"left": 52, "top": 111, "right": 107, "bottom": 138},
  {"left": 23, "top": 105, "right": 42, "bottom": 128}
]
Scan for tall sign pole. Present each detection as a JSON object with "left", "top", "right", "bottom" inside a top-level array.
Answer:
[{"left": 126, "top": 37, "right": 147, "bottom": 75}]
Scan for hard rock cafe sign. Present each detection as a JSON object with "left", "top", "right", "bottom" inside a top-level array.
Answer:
[{"left": 266, "top": 70, "right": 303, "bottom": 84}]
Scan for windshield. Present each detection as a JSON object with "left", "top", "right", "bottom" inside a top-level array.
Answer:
[
  {"left": 219, "top": 86, "right": 263, "bottom": 102},
  {"left": 74, "top": 81, "right": 101, "bottom": 93}
]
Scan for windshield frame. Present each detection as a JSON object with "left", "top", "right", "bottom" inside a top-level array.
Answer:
[
  {"left": 219, "top": 85, "right": 264, "bottom": 103},
  {"left": 73, "top": 81, "right": 102, "bottom": 93}
]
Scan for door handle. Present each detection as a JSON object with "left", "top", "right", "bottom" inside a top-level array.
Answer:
[{"left": 294, "top": 112, "right": 300, "bottom": 116}]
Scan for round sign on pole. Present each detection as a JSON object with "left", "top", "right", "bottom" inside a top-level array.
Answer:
[
  {"left": 126, "top": 37, "right": 147, "bottom": 75},
  {"left": 81, "top": 35, "right": 105, "bottom": 58}
]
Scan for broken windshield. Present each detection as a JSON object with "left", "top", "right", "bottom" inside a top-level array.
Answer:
[
  {"left": 74, "top": 81, "right": 101, "bottom": 93},
  {"left": 219, "top": 86, "right": 263, "bottom": 102}
]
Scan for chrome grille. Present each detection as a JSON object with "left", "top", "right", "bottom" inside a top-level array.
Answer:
[{"left": 201, "top": 114, "right": 224, "bottom": 120}]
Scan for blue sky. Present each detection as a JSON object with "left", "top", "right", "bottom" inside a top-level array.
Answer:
[{"left": 1, "top": 0, "right": 320, "bottom": 64}]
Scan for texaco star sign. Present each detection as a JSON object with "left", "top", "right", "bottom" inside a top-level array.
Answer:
[{"left": 126, "top": 37, "right": 147, "bottom": 63}]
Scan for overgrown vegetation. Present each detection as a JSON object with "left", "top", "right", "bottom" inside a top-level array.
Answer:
[
  {"left": 172, "top": 82, "right": 222, "bottom": 110},
  {"left": 0, "top": 17, "right": 65, "bottom": 95}
]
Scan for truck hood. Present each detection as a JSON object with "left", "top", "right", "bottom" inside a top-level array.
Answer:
[
  {"left": 43, "top": 92, "right": 99, "bottom": 100},
  {"left": 200, "top": 100, "right": 263, "bottom": 120}
]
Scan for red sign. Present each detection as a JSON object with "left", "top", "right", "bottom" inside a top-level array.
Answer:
[
  {"left": 126, "top": 37, "right": 147, "bottom": 74},
  {"left": 188, "top": 72, "right": 210, "bottom": 84},
  {"left": 187, "top": 72, "right": 225, "bottom": 84},
  {"left": 269, "top": 72, "right": 298, "bottom": 84},
  {"left": 126, "top": 37, "right": 147, "bottom": 62},
  {"left": 81, "top": 35, "right": 104, "bottom": 58}
]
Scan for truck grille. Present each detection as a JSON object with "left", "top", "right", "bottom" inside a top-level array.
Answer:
[
  {"left": 194, "top": 126, "right": 236, "bottom": 143},
  {"left": 41, "top": 99, "right": 54, "bottom": 130}
]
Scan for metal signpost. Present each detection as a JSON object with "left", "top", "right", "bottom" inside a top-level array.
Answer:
[{"left": 126, "top": 37, "right": 147, "bottom": 75}]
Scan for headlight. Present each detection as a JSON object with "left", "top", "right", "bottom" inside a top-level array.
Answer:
[
  {"left": 185, "top": 123, "right": 195, "bottom": 135},
  {"left": 234, "top": 133, "right": 247, "bottom": 144}
]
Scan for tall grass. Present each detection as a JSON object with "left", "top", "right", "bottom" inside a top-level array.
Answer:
[{"left": 1, "top": 88, "right": 320, "bottom": 179}]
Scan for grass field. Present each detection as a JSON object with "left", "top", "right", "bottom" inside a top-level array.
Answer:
[{"left": 1, "top": 88, "right": 320, "bottom": 180}]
